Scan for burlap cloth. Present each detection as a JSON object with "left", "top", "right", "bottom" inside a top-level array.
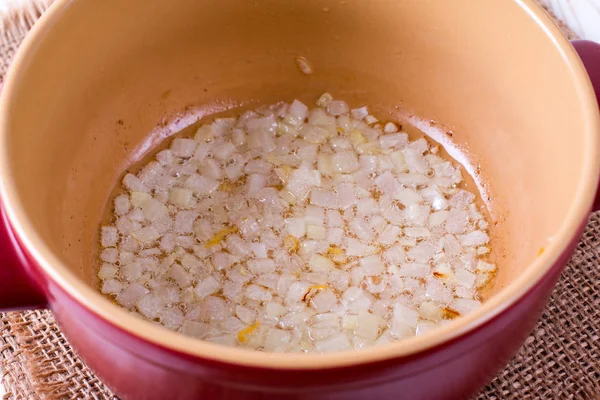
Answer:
[{"left": 0, "top": 1, "right": 596, "bottom": 399}]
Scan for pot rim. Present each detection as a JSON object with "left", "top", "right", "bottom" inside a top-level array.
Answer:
[{"left": 1, "top": 0, "right": 598, "bottom": 370}]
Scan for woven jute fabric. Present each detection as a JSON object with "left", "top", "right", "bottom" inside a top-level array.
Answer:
[{"left": 0, "top": 2, "right": 598, "bottom": 399}]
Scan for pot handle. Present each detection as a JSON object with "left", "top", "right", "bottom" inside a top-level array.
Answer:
[
  {"left": 571, "top": 40, "right": 600, "bottom": 212},
  {"left": 0, "top": 203, "right": 47, "bottom": 310}
]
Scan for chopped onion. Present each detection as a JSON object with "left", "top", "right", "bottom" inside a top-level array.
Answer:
[
  {"left": 309, "top": 254, "right": 334, "bottom": 273},
  {"left": 116, "top": 283, "right": 148, "bottom": 308},
  {"left": 195, "top": 276, "right": 221, "bottom": 299},
  {"left": 332, "top": 151, "right": 359, "bottom": 173},
  {"left": 114, "top": 194, "right": 130, "bottom": 215},
  {"left": 97, "top": 93, "right": 495, "bottom": 354},
  {"left": 100, "top": 248, "right": 119, "bottom": 263},
  {"left": 317, "top": 93, "right": 333, "bottom": 108},
  {"left": 327, "top": 100, "right": 349, "bottom": 116},
  {"left": 98, "top": 263, "right": 118, "bottom": 279},
  {"left": 101, "top": 279, "right": 123, "bottom": 295},
  {"left": 379, "top": 133, "right": 408, "bottom": 150},
  {"left": 354, "top": 311, "right": 381, "bottom": 340},
  {"left": 123, "top": 174, "right": 149, "bottom": 193},
  {"left": 360, "top": 255, "right": 385, "bottom": 276},
  {"left": 132, "top": 226, "right": 160, "bottom": 244},
  {"left": 171, "top": 138, "right": 198, "bottom": 158},
  {"left": 185, "top": 173, "right": 219, "bottom": 194},
  {"left": 310, "top": 289, "right": 338, "bottom": 313},
  {"left": 398, "top": 263, "right": 429, "bottom": 278},
  {"left": 351, "top": 106, "right": 369, "bottom": 120},
  {"left": 458, "top": 230, "right": 489, "bottom": 247},
  {"left": 100, "top": 226, "right": 118, "bottom": 247},
  {"left": 169, "top": 188, "right": 196, "bottom": 208}
]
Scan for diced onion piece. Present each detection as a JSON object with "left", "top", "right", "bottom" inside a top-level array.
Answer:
[
  {"left": 360, "top": 255, "right": 385, "bottom": 276},
  {"left": 378, "top": 225, "right": 401, "bottom": 245},
  {"left": 458, "top": 230, "right": 489, "bottom": 247},
  {"left": 450, "top": 298, "right": 481, "bottom": 315},
  {"left": 206, "top": 226, "right": 239, "bottom": 248},
  {"left": 195, "top": 276, "right": 221, "bottom": 299},
  {"left": 245, "top": 284, "right": 273, "bottom": 302},
  {"left": 342, "top": 314, "right": 359, "bottom": 330},
  {"left": 433, "top": 263, "right": 455, "bottom": 282},
  {"left": 404, "top": 227, "right": 431, "bottom": 238},
  {"left": 307, "top": 224, "right": 327, "bottom": 240},
  {"left": 169, "top": 264, "right": 192, "bottom": 288},
  {"left": 114, "top": 194, "right": 130, "bottom": 215},
  {"left": 365, "top": 115, "right": 378, "bottom": 125},
  {"left": 390, "top": 303, "right": 418, "bottom": 338},
  {"left": 310, "top": 188, "right": 339, "bottom": 209},
  {"left": 354, "top": 311, "right": 381, "bottom": 340},
  {"left": 310, "top": 289, "right": 337, "bottom": 313},
  {"left": 395, "top": 188, "right": 422, "bottom": 207},
  {"left": 142, "top": 198, "right": 168, "bottom": 222},
  {"left": 407, "top": 242, "right": 439, "bottom": 263},
  {"left": 182, "top": 321, "right": 210, "bottom": 338},
  {"left": 309, "top": 254, "right": 335, "bottom": 273},
  {"left": 454, "top": 268, "right": 476, "bottom": 288},
  {"left": 101, "top": 279, "right": 123, "bottom": 294},
  {"left": 379, "top": 133, "right": 407, "bottom": 149},
  {"left": 185, "top": 173, "right": 219, "bottom": 194},
  {"left": 418, "top": 301, "right": 442, "bottom": 321},
  {"left": 290, "top": 99, "right": 309, "bottom": 121},
  {"left": 351, "top": 106, "right": 369, "bottom": 120},
  {"left": 300, "top": 124, "right": 330, "bottom": 144},
  {"left": 384, "top": 122, "right": 399, "bottom": 133},
  {"left": 100, "top": 248, "right": 118, "bottom": 263},
  {"left": 286, "top": 218, "right": 306, "bottom": 238},
  {"left": 315, "top": 333, "right": 352, "bottom": 352},
  {"left": 345, "top": 237, "right": 377, "bottom": 257},
  {"left": 327, "top": 100, "right": 349, "bottom": 116},
  {"left": 429, "top": 210, "right": 449, "bottom": 227},
  {"left": 132, "top": 226, "right": 160, "bottom": 243},
  {"left": 171, "top": 138, "right": 198, "bottom": 158},
  {"left": 349, "top": 219, "right": 373, "bottom": 241},
  {"left": 390, "top": 150, "right": 408, "bottom": 172},
  {"left": 477, "top": 246, "right": 491, "bottom": 255},
  {"left": 123, "top": 174, "right": 149, "bottom": 193},
  {"left": 247, "top": 258, "right": 276, "bottom": 274},
  {"left": 116, "top": 283, "right": 148, "bottom": 308},
  {"left": 169, "top": 188, "right": 196, "bottom": 208},
  {"left": 316, "top": 93, "right": 333, "bottom": 108},
  {"left": 398, "top": 263, "right": 429, "bottom": 277},
  {"left": 317, "top": 154, "right": 336, "bottom": 176},
  {"left": 137, "top": 294, "right": 165, "bottom": 319},
  {"left": 332, "top": 151, "right": 359, "bottom": 173},
  {"left": 98, "top": 263, "right": 118, "bottom": 279},
  {"left": 213, "top": 142, "right": 236, "bottom": 161},
  {"left": 342, "top": 287, "right": 373, "bottom": 313},
  {"left": 100, "top": 226, "right": 118, "bottom": 247},
  {"left": 263, "top": 328, "right": 292, "bottom": 352},
  {"left": 156, "top": 150, "right": 175, "bottom": 165},
  {"left": 286, "top": 164, "right": 322, "bottom": 201}
]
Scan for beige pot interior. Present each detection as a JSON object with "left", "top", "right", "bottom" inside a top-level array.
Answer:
[{"left": 1, "top": 0, "right": 598, "bottom": 365}]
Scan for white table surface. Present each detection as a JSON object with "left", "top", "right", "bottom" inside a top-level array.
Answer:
[{"left": 0, "top": 0, "right": 598, "bottom": 398}]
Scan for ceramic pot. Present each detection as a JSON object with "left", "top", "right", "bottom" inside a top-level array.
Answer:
[{"left": 1, "top": 1, "right": 599, "bottom": 399}]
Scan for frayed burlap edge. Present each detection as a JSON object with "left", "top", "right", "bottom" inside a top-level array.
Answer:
[
  {"left": 1, "top": 1, "right": 598, "bottom": 399},
  {"left": 0, "top": 311, "right": 115, "bottom": 400},
  {"left": 1, "top": 312, "right": 70, "bottom": 400}
]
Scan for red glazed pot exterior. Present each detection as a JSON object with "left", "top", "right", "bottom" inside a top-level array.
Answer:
[{"left": 0, "top": 205, "right": 46, "bottom": 311}]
